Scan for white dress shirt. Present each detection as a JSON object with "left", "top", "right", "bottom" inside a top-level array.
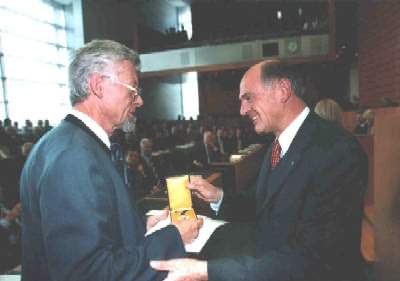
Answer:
[
  {"left": 277, "top": 107, "right": 310, "bottom": 157},
  {"left": 211, "top": 107, "right": 310, "bottom": 213}
]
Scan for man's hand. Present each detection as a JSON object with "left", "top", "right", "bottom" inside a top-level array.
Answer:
[
  {"left": 173, "top": 218, "right": 203, "bottom": 244},
  {"left": 150, "top": 258, "right": 208, "bottom": 281},
  {"left": 146, "top": 209, "right": 169, "bottom": 232},
  {"left": 187, "top": 177, "right": 222, "bottom": 203}
]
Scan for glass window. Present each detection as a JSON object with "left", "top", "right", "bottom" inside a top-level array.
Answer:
[{"left": 0, "top": 0, "right": 73, "bottom": 126}]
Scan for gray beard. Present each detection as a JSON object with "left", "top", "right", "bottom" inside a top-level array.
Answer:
[{"left": 121, "top": 116, "right": 136, "bottom": 133}]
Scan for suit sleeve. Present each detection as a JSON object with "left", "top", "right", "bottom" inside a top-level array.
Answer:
[
  {"left": 39, "top": 146, "right": 185, "bottom": 281},
  {"left": 218, "top": 186, "right": 257, "bottom": 222},
  {"left": 208, "top": 139, "right": 368, "bottom": 281}
]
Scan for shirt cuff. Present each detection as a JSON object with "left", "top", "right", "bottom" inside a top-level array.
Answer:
[{"left": 210, "top": 191, "right": 224, "bottom": 215}]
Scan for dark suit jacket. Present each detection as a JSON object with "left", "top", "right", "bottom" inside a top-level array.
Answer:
[
  {"left": 191, "top": 143, "right": 222, "bottom": 170},
  {"left": 20, "top": 115, "right": 185, "bottom": 281},
  {"left": 208, "top": 112, "right": 368, "bottom": 281}
]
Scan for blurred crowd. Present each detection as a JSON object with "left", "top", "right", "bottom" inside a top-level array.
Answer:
[
  {"left": 0, "top": 118, "right": 47, "bottom": 273},
  {"left": 109, "top": 115, "right": 272, "bottom": 203},
  {"left": 0, "top": 118, "right": 52, "bottom": 159}
]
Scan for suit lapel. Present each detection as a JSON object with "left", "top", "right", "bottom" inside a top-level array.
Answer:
[
  {"left": 255, "top": 149, "right": 271, "bottom": 207},
  {"left": 256, "top": 151, "right": 302, "bottom": 214},
  {"left": 256, "top": 113, "right": 318, "bottom": 215},
  {"left": 64, "top": 114, "right": 111, "bottom": 157}
]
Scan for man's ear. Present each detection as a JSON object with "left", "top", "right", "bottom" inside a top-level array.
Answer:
[
  {"left": 88, "top": 74, "right": 104, "bottom": 99},
  {"left": 278, "top": 78, "right": 292, "bottom": 103}
]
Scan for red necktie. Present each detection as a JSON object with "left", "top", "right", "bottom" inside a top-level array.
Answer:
[{"left": 270, "top": 140, "right": 281, "bottom": 169}]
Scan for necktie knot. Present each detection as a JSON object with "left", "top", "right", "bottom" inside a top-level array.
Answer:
[{"left": 270, "top": 140, "right": 281, "bottom": 169}]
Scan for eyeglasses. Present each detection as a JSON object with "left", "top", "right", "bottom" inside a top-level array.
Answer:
[
  {"left": 101, "top": 74, "right": 141, "bottom": 102},
  {"left": 114, "top": 80, "right": 141, "bottom": 102}
]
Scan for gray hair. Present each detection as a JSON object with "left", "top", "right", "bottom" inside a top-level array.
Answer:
[
  {"left": 68, "top": 39, "right": 141, "bottom": 106},
  {"left": 140, "top": 138, "right": 152, "bottom": 148}
]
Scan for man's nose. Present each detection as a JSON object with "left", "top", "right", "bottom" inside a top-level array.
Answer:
[
  {"left": 135, "top": 95, "right": 144, "bottom": 107},
  {"left": 240, "top": 102, "right": 248, "bottom": 116}
]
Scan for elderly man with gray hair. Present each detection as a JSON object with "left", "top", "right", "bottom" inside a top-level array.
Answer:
[{"left": 20, "top": 39, "right": 202, "bottom": 281}]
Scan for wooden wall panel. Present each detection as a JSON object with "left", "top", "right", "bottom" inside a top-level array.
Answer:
[
  {"left": 343, "top": 107, "right": 400, "bottom": 263},
  {"left": 358, "top": 3, "right": 400, "bottom": 107}
]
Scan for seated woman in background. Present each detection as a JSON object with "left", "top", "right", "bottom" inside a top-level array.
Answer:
[{"left": 314, "top": 98, "right": 343, "bottom": 126}]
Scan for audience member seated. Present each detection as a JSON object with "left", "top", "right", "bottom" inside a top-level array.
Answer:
[
  {"left": 4, "top": 119, "right": 18, "bottom": 139},
  {"left": 184, "top": 124, "right": 197, "bottom": 144},
  {"left": 140, "top": 138, "right": 163, "bottom": 186},
  {"left": 12, "top": 122, "right": 21, "bottom": 135},
  {"left": 168, "top": 125, "right": 186, "bottom": 148},
  {"left": 125, "top": 149, "right": 158, "bottom": 200},
  {"left": 0, "top": 162, "right": 22, "bottom": 210},
  {"left": 21, "top": 142, "right": 33, "bottom": 159},
  {"left": 191, "top": 130, "right": 223, "bottom": 171},
  {"left": 232, "top": 127, "right": 248, "bottom": 153},
  {"left": 43, "top": 119, "right": 53, "bottom": 132},
  {"left": 21, "top": 119, "right": 35, "bottom": 143},
  {"left": 0, "top": 194, "right": 21, "bottom": 274},
  {"left": 314, "top": 98, "right": 344, "bottom": 126},
  {"left": 152, "top": 130, "right": 169, "bottom": 151},
  {"left": 216, "top": 127, "right": 233, "bottom": 160},
  {"left": 125, "top": 133, "right": 139, "bottom": 151},
  {"left": 1, "top": 119, "right": 20, "bottom": 157},
  {"left": 33, "top": 120, "right": 46, "bottom": 140},
  {"left": 354, "top": 109, "right": 375, "bottom": 135}
]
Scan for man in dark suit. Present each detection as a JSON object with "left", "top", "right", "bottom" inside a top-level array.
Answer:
[
  {"left": 191, "top": 130, "right": 223, "bottom": 171},
  {"left": 20, "top": 40, "right": 202, "bottom": 281},
  {"left": 151, "top": 61, "right": 368, "bottom": 281}
]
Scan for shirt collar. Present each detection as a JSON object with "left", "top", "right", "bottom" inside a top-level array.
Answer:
[
  {"left": 69, "top": 109, "right": 111, "bottom": 149},
  {"left": 277, "top": 107, "right": 310, "bottom": 157}
]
